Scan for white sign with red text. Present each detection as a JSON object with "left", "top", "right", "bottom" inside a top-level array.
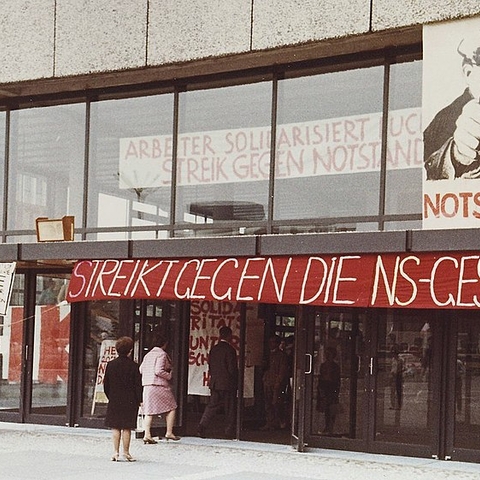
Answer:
[
  {"left": 188, "top": 300, "right": 240, "bottom": 396},
  {"left": 119, "top": 108, "right": 422, "bottom": 189},
  {"left": 91, "top": 340, "right": 117, "bottom": 414}
]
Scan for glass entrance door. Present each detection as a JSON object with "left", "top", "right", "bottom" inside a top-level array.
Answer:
[
  {"left": 449, "top": 312, "right": 480, "bottom": 462},
  {"left": 372, "top": 310, "right": 438, "bottom": 457},
  {"left": 301, "top": 307, "right": 447, "bottom": 458},
  {"left": 0, "top": 273, "right": 25, "bottom": 419},
  {"left": 27, "top": 273, "right": 71, "bottom": 424},
  {"left": 303, "top": 307, "right": 368, "bottom": 449}
]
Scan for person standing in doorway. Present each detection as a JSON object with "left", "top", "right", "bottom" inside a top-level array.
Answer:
[
  {"left": 316, "top": 346, "right": 341, "bottom": 435},
  {"left": 197, "top": 325, "right": 238, "bottom": 439},
  {"left": 103, "top": 336, "right": 143, "bottom": 462},
  {"left": 261, "top": 335, "right": 289, "bottom": 431},
  {"left": 389, "top": 344, "right": 404, "bottom": 410}
]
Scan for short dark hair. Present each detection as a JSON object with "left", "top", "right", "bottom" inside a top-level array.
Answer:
[
  {"left": 219, "top": 326, "right": 232, "bottom": 339},
  {"left": 151, "top": 331, "right": 168, "bottom": 349},
  {"left": 115, "top": 336, "right": 134, "bottom": 355}
]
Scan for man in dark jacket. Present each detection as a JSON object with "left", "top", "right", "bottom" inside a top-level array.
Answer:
[{"left": 197, "top": 325, "right": 238, "bottom": 439}]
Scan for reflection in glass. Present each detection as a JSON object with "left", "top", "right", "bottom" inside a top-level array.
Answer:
[
  {"left": 31, "top": 275, "right": 71, "bottom": 416},
  {"left": 8, "top": 105, "right": 85, "bottom": 233},
  {"left": 375, "top": 311, "right": 433, "bottom": 445},
  {"left": 275, "top": 67, "right": 384, "bottom": 228},
  {"left": 311, "top": 310, "right": 365, "bottom": 439},
  {"left": 455, "top": 315, "right": 480, "bottom": 450},
  {"left": 385, "top": 60, "right": 423, "bottom": 215},
  {"left": 176, "top": 83, "right": 271, "bottom": 235},
  {"left": 82, "top": 300, "right": 121, "bottom": 418},
  {"left": 0, "top": 274, "right": 24, "bottom": 412},
  {"left": 88, "top": 94, "right": 174, "bottom": 240}
]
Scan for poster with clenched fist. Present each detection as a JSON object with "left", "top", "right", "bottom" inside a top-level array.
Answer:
[{"left": 423, "top": 17, "right": 480, "bottom": 228}]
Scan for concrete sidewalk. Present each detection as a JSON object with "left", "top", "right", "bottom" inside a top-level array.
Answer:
[{"left": 1, "top": 422, "right": 480, "bottom": 480}]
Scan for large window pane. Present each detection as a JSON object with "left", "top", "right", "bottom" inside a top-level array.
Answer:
[
  {"left": 385, "top": 60, "right": 423, "bottom": 216},
  {"left": 82, "top": 300, "right": 121, "bottom": 419},
  {"left": 31, "top": 274, "right": 71, "bottom": 416},
  {"left": 0, "top": 274, "right": 24, "bottom": 413},
  {"left": 374, "top": 311, "right": 434, "bottom": 446},
  {"left": 176, "top": 83, "right": 271, "bottom": 236},
  {"left": 275, "top": 67, "right": 384, "bottom": 230},
  {"left": 88, "top": 94, "right": 174, "bottom": 240},
  {"left": 455, "top": 314, "right": 480, "bottom": 451},
  {"left": 8, "top": 104, "right": 85, "bottom": 237}
]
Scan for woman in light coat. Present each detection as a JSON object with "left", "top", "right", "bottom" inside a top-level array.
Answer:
[{"left": 139, "top": 332, "right": 180, "bottom": 442}]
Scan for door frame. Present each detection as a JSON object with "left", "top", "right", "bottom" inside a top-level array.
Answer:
[
  {"left": 300, "top": 306, "right": 371, "bottom": 453},
  {"left": 297, "top": 306, "right": 455, "bottom": 459},
  {"left": 291, "top": 305, "right": 308, "bottom": 451},
  {"left": 21, "top": 269, "right": 73, "bottom": 427}
]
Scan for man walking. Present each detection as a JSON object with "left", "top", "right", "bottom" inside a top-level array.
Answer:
[{"left": 197, "top": 325, "right": 238, "bottom": 439}]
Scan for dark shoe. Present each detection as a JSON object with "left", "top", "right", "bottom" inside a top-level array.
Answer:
[
  {"left": 143, "top": 437, "right": 158, "bottom": 444},
  {"left": 197, "top": 424, "right": 206, "bottom": 438}
]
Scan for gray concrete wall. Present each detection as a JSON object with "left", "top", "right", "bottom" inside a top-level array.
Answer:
[{"left": 1, "top": 0, "right": 480, "bottom": 85}]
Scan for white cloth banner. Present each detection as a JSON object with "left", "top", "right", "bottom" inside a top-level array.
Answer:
[{"left": 119, "top": 108, "right": 422, "bottom": 189}]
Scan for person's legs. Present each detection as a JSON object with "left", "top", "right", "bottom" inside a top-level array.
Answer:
[
  {"left": 143, "top": 414, "right": 157, "bottom": 442},
  {"left": 224, "top": 391, "right": 236, "bottom": 437},
  {"left": 165, "top": 409, "right": 178, "bottom": 438},
  {"left": 121, "top": 429, "right": 136, "bottom": 461},
  {"left": 396, "top": 376, "right": 403, "bottom": 409},
  {"left": 199, "top": 390, "right": 222, "bottom": 434},
  {"left": 111, "top": 428, "right": 121, "bottom": 460},
  {"left": 262, "top": 385, "right": 275, "bottom": 429},
  {"left": 121, "top": 429, "right": 131, "bottom": 453}
]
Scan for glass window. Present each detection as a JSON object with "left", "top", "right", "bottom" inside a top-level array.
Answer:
[
  {"left": 82, "top": 300, "right": 121, "bottom": 418},
  {"left": 455, "top": 314, "right": 480, "bottom": 451},
  {"left": 88, "top": 94, "right": 174, "bottom": 240},
  {"left": 31, "top": 274, "right": 71, "bottom": 416},
  {"left": 275, "top": 67, "right": 384, "bottom": 229},
  {"left": 385, "top": 60, "right": 423, "bottom": 216},
  {"left": 176, "top": 82, "right": 272, "bottom": 236},
  {"left": 0, "top": 274, "right": 24, "bottom": 413},
  {"left": 374, "top": 311, "right": 434, "bottom": 446},
  {"left": 7, "top": 104, "right": 85, "bottom": 238}
]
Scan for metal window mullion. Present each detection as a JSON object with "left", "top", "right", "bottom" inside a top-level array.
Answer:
[
  {"left": 2, "top": 110, "right": 10, "bottom": 241},
  {"left": 378, "top": 58, "right": 391, "bottom": 230},
  {"left": 169, "top": 89, "right": 180, "bottom": 237},
  {"left": 267, "top": 75, "right": 279, "bottom": 233},
  {"left": 82, "top": 100, "right": 91, "bottom": 241}
]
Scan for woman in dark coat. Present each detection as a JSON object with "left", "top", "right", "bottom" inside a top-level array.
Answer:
[{"left": 104, "top": 336, "right": 143, "bottom": 461}]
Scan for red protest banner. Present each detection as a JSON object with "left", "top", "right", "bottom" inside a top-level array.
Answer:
[{"left": 66, "top": 253, "right": 480, "bottom": 310}]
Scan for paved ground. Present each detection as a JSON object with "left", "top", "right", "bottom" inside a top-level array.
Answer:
[{"left": 1, "top": 422, "right": 480, "bottom": 480}]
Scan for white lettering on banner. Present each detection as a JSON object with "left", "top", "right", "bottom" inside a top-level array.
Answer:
[
  {"left": 371, "top": 256, "right": 419, "bottom": 307},
  {"left": 68, "top": 253, "right": 480, "bottom": 309},
  {"left": 299, "top": 256, "right": 360, "bottom": 304},
  {"left": 119, "top": 108, "right": 422, "bottom": 189}
]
